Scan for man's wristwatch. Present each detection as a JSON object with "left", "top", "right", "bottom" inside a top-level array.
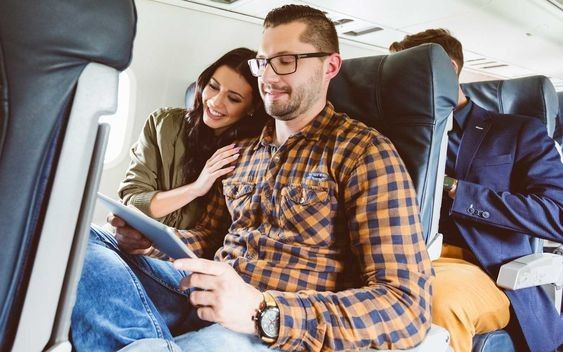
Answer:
[
  {"left": 443, "top": 176, "right": 458, "bottom": 193},
  {"left": 253, "top": 293, "right": 280, "bottom": 344}
]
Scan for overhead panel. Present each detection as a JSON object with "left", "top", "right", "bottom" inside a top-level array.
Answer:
[
  {"left": 302, "top": 0, "right": 493, "bottom": 29},
  {"left": 181, "top": 0, "right": 563, "bottom": 84}
]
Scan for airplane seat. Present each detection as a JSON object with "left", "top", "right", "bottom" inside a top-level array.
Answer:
[
  {"left": 461, "top": 75, "right": 559, "bottom": 253},
  {"left": 461, "top": 75, "right": 558, "bottom": 137},
  {"left": 0, "top": 1, "right": 136, "bottom": 351},
  {"left": 461, "top": 76, "right": 562, "bottom": 352},
  {"left": 185, "top": 82, "right": 197, "bottom": 110},
  {"left": 328, "top": 43, "right": 458, "bottom": 351},
  {"left": 556, "top": 91, "right": 563, "bottom": 148}
]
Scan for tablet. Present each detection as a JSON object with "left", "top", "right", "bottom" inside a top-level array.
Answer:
[{"left": 97, "top": 192, "right": 197, "bottom": 259}]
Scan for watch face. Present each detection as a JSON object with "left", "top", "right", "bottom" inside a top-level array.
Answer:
[{"left": 260, "top": 307, "right": 280, "bottom": 338}]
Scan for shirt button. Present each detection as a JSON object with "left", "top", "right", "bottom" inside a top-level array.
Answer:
[
  {"left": 273, "top": 155, "right": 280, "bottom": 163},
  {"left": 482, "top": 211, "right": 490, "bottom": 219}
]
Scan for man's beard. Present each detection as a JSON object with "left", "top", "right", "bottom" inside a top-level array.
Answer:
[
  {"left": 264, "top": 87, "right": 300, "bottom": 121},
  {"left": 263, "top": 69, "right": 323, "bottom": 121}
]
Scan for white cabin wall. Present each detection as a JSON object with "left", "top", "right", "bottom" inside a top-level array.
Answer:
[{"left": 93, "top": 0, "right": 381, "bottom": 225}]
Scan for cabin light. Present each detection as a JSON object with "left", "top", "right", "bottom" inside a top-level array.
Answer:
[
  {"left": 481, "top": 64, "right": 509, "bottom": 69},
  {"left": 343, "top": 26, "right": 383, "bottom": 36},
  {"left": 209, "top": 0, "right": 240, "bottom": 4},
  {"left": 545, "top": 0, "right": 563, "bottom": 11},
  {"left": 466, "top": 58, "right": 486, "bottom": 62},
  {"left": 332, "top": 18, "right": 353, "bottom": 26}
]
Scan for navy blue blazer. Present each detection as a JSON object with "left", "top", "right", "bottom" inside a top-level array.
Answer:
[{"left": 448, "top": 104, "right": 563, "bottom": 352}]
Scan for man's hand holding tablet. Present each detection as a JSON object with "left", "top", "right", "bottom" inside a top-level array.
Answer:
[{"left": 98, "top": 193, "right": 197, "bottom": 259}]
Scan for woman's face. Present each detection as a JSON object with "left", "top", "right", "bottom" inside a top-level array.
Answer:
[{"left": 202, "top": 65, "right": 255, "bottom": 135}]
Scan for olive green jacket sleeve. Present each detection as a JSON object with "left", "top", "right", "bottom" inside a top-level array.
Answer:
[{"left": 118, "top": 107, "right": 201, "bottom": 229}]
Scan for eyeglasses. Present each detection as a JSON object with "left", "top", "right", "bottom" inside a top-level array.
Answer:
[{"left": 247, "top": 52, "right": 331, "bottom": 77}]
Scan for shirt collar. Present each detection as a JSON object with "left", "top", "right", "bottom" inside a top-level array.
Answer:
[
  {"left": 255, "top": 102, "right": 337, "bottom": 150},
  {"left": 453, "top": 98, "right": 473, "bottom": 131}
]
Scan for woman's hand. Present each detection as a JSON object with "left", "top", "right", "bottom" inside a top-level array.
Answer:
[
  {"left": 146, "top": 144, "right": 240, "bottom": 219},
  {"left": 192, "top": 143, "right": 240, "bottom": 197}
]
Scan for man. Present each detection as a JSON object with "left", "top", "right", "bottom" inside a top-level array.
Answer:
[
  {"left": 72, "top": 5, "right": 433, "bottom": 351},
  {"left": 390, "top": 29, "right": 563, "bottom": 352}
]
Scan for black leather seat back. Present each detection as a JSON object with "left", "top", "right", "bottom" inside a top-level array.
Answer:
[
  {"left": 328, "top": 44, "right": 458, "bottom": 242},
  {"left": 186, "top": 82, "right": 197, "bottom": 110},
  {"left": 0, "top": 0, "right": 136, "bottom": 350},
  {"left": 555, "top": 91, "right": 563, "bottom": 146},
  {"left": 461, "top": 76, "right": 558, "bottom": 138}
]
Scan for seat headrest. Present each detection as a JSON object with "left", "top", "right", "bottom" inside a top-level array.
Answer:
[
  {"left": 328, "top": 43, "right": 458, "bottom": 241},
  {"left": 558, "top": 91, "right": 563, "bottom": 118},
  {"left": 329, "top": 44, "right": 457, "bottom": 134},
  {"left": 555, "top": 91, "right": 563, "bottom": 145},
  {"left": 461, "top": 76, "right": 558, "bottom": 137},
  {"left": 185, "top": 82, "right": 196, "bottom": 110}
]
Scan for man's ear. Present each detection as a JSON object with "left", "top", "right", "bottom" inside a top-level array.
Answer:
[
  {"left": 325, "top": 53, "right": 342, "bottom": 80},
  {"left": 450, "top": 59, "right": 460, "bottom": 75}
]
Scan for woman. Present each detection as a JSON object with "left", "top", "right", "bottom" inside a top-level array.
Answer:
[{"left": 118, "top": 47, "right": 267, "bottom": 229}]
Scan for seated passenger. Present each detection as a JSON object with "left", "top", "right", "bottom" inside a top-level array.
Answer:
[
  {"left": 390, "top": 29, "right": 563, "bottom": 352},
  {"left": 71, "top": 5, "right": 433, "bottom": 352},
  {"left": 118, "top": 47, "right": 268, "bottom": 229}
]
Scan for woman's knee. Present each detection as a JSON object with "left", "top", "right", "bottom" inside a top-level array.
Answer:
[{"left": 90, "top": 223, "right": 120, "bottom": 248}]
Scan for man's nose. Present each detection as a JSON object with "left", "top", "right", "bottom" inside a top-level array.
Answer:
[{"left": 261, "top": 63, "right": 279, "bottom": 82}]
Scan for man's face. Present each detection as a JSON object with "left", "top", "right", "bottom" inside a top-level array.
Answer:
[{"left": 258, "top": 21, "right": 326, "bottom": 121}]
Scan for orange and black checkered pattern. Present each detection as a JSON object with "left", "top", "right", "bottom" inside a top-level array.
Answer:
[{"left": 176, "top": 103, "right": 433, "bottom": 351}]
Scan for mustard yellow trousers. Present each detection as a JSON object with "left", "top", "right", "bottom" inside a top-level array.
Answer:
[{"left": 432, "top": 245, "right": 511, "bottom": 352}]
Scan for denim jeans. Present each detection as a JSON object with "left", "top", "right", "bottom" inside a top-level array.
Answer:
[{"left": 71, "top": 224, "right": 274, "bottom": 352}]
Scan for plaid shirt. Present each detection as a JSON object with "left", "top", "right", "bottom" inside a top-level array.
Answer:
[{"left": 175, "top": 102, "right": 433, "bottom": 351}]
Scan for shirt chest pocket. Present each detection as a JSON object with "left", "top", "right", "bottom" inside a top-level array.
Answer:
[
  {"left": 223, "top": 181, "right": 256, "bottom": 219},
  {"left": 279, "top": 184, "right": 333, "bottom": 246},
  {"left": 283, "top": 185, "right": 329, "bottom": 205}
]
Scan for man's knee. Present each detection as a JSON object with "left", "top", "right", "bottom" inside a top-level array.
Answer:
[
  {"left": 432, "top": 292, "right": 473, "bottom": 329},
  {"left": 175, "top": 324, "right": 272, "bottom": 351}
]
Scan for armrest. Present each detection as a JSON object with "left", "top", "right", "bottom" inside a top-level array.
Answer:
[
  {"left": 368, "top": 324, "right": 452, "bottom": 352},
  {"left": 426, "top": 233, "right": 443, "bottom": 261},
  {"left": 497, "top": 253, "right": 563, "bottom": 312},
  {"left": 497, "top": 253, "right": 563, "bottom": 290}
]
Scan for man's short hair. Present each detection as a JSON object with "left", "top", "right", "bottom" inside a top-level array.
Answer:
[
  {"left": 264, "top": 4, "right": 340, "bottom": 54},
  {"left": 389, "top": 28, "right": 463, "bottom": 74}
]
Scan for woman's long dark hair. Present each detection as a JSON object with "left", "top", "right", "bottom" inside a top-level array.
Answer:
[{"left": 183, "top": 47, "right": 267, "bottom": 184}]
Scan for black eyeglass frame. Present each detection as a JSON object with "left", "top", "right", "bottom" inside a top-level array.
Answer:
[{"left": 248, "top": 52, "right": 332, "bottom": 77}]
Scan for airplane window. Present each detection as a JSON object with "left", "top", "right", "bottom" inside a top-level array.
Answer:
[{"left": 100, "top": 69, "right": 134, "bottom": 167}]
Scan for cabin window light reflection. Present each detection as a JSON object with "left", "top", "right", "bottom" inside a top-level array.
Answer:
[{"left": 100, "top": 70, "right": 132, "bottom": 166}]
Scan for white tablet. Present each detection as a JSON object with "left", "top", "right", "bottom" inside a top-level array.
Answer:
[{"left": 97, "top": 192, "right": 197, "bottom": 259}]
